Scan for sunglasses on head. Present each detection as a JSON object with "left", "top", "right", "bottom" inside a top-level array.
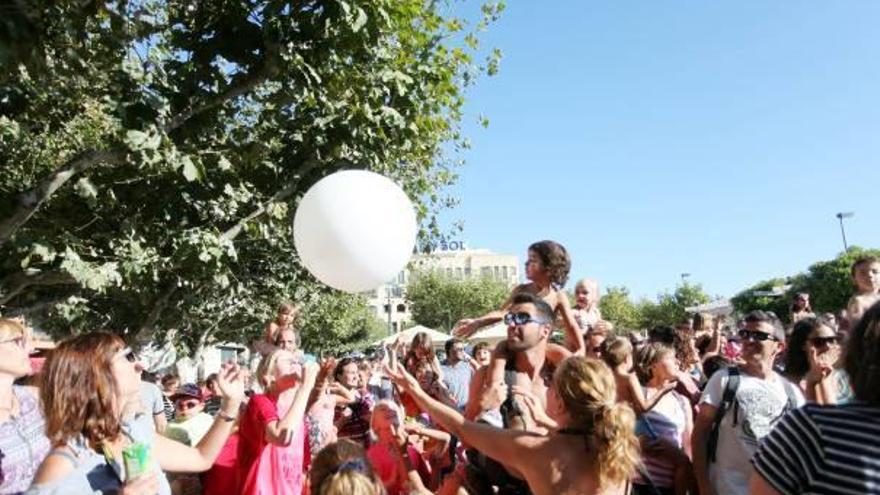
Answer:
[
  {"left": 809, "top": 335, "right": 842, "bottom": 347},
  {"left": 738, "top": 329, "right": 778, "bottom": 343},
  {"left": 503, "top": 312, "right": 548, "bottom": 326}
]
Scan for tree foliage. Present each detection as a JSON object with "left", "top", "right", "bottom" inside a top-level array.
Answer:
[
  {"left": 731, "top": 246, "right": 880, "bottom": 322},
  {"left": 599, "top": 281, "right": 711, "bottom": 331},
  {"left": 0, "top": 0, "right": 504, "bottom": 354},
  {"left": 405, "top": 270, "right": 509, "bottom": 332},
  {"left": 640, "top": 281, "right": 711, "bottom": 328},
  {"left": 599, "top": 285, "right": 643, "bottom": 332}
]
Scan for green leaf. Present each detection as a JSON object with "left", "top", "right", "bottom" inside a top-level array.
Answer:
[{"left": 181, "top": 156, "right": 202, "bottom": 182}]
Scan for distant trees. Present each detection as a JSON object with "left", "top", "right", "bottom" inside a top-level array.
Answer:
[{"left": 405, "top": 270, "right": 509, "bottom": 332}]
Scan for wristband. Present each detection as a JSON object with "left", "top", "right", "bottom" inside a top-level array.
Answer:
[{"left": 217, "top": 410, "right": 237, "bottom": 422}]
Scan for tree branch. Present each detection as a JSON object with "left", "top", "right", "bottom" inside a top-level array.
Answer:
[
  {"left": 0, "top": 70, "right": 271, "bottom": 249},
  {"left": 133, "top": 280, "right": 178, "bottom": 343},
  {"left": 162, "top": 69, "right": 268, "bottom": 133},
  {"left": 0, "top": 149, "right": 126, "bottom": 248},
  {"left": 219, "top": 158, "right": 321, "bottom": 242},
  {"left": 0, "top": 270, "right": 77, "bottom": 305}
]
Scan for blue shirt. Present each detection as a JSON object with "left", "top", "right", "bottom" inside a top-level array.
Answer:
[{"left": 440, "top": 360, "right": 473, "bottom": 410}]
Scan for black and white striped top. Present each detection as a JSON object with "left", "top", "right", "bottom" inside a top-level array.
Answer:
[{"left": 752, "top": 402, "right": 880, "bottom": 495}]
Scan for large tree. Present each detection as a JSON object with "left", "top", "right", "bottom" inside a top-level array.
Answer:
[
  {"left": 0, "top": 0, "right": 504, "bottom": 354},
  {"left": 405, "top": 270, "right": 509, "bottom": 332}
]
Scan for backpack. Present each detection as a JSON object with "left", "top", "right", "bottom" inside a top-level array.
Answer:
[{"left": 707, "top": 366, "right": 799, "bottom": 463}]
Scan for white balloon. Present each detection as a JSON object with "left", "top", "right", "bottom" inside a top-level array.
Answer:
[{"left": 293, "top": 170, "right": 418, "bottom": 293}]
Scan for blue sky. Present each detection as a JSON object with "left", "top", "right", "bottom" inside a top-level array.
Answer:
[{"left": 437, "top": 1, "right": 880, "bottom": 300}]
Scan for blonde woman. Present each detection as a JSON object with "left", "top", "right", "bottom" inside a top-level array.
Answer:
[
  {"left": 0, "top": 318, "right": 50, "bottom": 493},
  {"left": 237, "top": 349, "right": 318, "bottom": 494},
  {"left": 386, "top": 356, "right": 639, "bottom": 495}
]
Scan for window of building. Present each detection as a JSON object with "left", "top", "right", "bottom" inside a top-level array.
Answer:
[
  {"left": 455, "top": 267, "right": 463, "bottom": 279},
  {"left": 481, "top": 267, "right": 492, "bottom": 278},
  {"left": 464, "top": 267, "right": 472, "bottom": 277},
  {"left": 446, "top": 267, "right": 453, "bottom": 278},
  {"left": 384, "top": 304, "right": 391, "bottom": 313},
  {"left": 494, "top": 266, "right": 500, "bottom": 280},
  {"left": 502, "top": 266, "right": 509, "bottom": 280},
  {"left": 397, "top": 304, "right": 407, "bottom": 313}
]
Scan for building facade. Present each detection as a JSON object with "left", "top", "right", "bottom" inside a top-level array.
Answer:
[{"left": 366, "top": 243, "right": 520, "bottom": 333}]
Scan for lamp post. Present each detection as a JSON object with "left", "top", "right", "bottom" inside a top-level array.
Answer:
[{"left": 835, "top": 212, "right": 854, "bottom": 252}]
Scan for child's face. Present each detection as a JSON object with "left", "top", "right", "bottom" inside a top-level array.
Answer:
[
  {"left": 475, "top": 348, "right": 491, "bottom": 365},
  {"left": 853, "top": 262, "right": 880, "bottom": 292},
  {"left": 372, "top": 406, "right": 401, "bottom": 444},
  {"left": 525, "top": 250, "right": 544, "bottom": 281}
]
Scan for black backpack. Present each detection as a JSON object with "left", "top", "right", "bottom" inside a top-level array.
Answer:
[{"left": 707, "top": 366, "right": 799, "bottom": 462}]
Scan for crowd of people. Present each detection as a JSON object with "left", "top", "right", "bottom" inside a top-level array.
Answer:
[{"left": 0, "top": 243, "right": 878, "bottom": 495}]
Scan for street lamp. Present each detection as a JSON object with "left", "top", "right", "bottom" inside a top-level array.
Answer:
[{"left": 835, "top": 212, "right": 854, "bottom": 252}]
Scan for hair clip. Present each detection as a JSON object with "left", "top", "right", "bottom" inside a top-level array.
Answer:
[{"left": 334, "top": 458, "right": 367, "bottom": 474}]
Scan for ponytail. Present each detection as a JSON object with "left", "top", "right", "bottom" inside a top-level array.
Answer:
[
  {"left": 592, "top": 401, "right": 639, "bottom": 489},
  {"left": 554, "top": 356, "right": 640, "bottom": 490}
]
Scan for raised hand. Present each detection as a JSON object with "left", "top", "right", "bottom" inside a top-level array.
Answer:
[
  {"left": 216, "top": 361, "right": 245, "bottom": 403},
  {"left": 452, "top": 318, "right": 476, "bottom": 338},
  {"left": 384, "top": 362, "right": 421, "bottom": 394}
]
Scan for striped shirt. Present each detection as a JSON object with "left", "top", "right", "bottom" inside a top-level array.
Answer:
[{"left": 752, "top": 402, "right": 880, "bottom": 495}]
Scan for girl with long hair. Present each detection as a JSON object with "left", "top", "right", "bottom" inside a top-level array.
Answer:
[{"left": 28, "top": 332, "right": 243, "bottom": 495}]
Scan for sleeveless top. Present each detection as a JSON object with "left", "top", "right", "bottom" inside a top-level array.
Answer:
[
  {"left": 634, "top": 389, "right": 689, "bottom": 488},
  {"left": 24, "top": 413, "right": 171, "bottom": 495},
  {"left": 0, "top": 386, "right": 50, "bottom": 494}
]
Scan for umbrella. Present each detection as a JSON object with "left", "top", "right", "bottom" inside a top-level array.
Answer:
[
  {"left": 467, "top": 322, "right": 508, "bottom": 345},
  {"left": 373, "top": 324, "right": 452, "bottom": 349}
]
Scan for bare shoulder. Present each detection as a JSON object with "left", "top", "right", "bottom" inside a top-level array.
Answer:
[{"left": 32, "top": 448, "right": 76, "bottom": 485}]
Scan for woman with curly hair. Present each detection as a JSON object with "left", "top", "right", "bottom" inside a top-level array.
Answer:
[
  {"left": 27, "top": 332, "right": 244, "bottom": 495},
  {"left": 453, "top": 240, "right": 584, "bottom": 354},
  {"left": 387, "top": 355, "right": 640, "bottom": 495}
]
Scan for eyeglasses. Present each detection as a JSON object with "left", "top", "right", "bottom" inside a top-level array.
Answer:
[
  {"left": 175, "top": 400, "right": 201, "bottom": 410},
  {"left": 738, "top": 329, "right": 778, "bottom": 343},
  {"left": 503, "top": 312, "right": 548, "bottom": 326},
  {"left": 0, "top": 336, "right": 27, "bottom": 349},
  {"left": 808, "top": 335, "right": 842, "bottom": 347}
]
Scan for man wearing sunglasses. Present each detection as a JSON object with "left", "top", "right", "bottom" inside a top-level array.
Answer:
[
  {"left": 692, "top": 311, "right": 804, "bottom": 495},
  {"left": 462, "top": 293, "right": 567, "bottom": 494},
  {"left": 165, "top": 383, "right": 215, "bottom": 447}
]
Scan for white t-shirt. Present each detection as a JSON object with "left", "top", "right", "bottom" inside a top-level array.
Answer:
[{"left": 699, "top": 368, "right": 805, "bottom": 495}]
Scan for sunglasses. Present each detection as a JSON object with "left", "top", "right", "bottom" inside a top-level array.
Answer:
[
  {"left": 503, "top": 312, "right": 548, "bottom": 326},
  {"left": 808, "top": 335, "right": 842, "bottom": 347},
  {"left": 0, "top": 336, "right": 27, "bottom": 349},
  {"left": 175, "top": 400, "right": 201, "bottom": 410},
  {"left": 738, "top": 329, "right": 778, "bottom": 343}
]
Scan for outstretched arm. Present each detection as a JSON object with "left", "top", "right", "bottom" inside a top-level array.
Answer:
[
  {"left": 453, "top": 287, "right": 520, "bottom": 337},
  {"left": 385, "top": 364, "right": 542, "bottom": 475}
]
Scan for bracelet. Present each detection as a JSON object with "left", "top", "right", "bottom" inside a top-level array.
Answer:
[{"left": 217, "top": 410, "right": 237, "bottom": 422}]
